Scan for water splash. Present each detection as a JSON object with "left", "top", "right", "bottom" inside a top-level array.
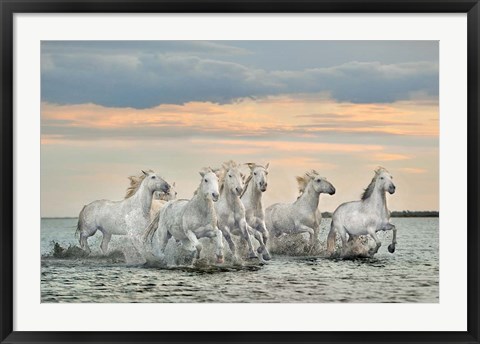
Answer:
[
  {"left": 43, "top": 241, "right": 126, "bottom": 263},
  {"left": 144, "top": 232, "right": 262, "bottom": 268}
]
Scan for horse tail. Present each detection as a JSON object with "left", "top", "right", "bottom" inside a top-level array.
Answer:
[
  {"left": 75, "top": 205, "right": 87, "bottom": 242},
  {"left": 143, "top": 210, "right": 161, "bottom": 244},
  {"left": 326, "top": 219, "right": 337, "bottom": 254}
]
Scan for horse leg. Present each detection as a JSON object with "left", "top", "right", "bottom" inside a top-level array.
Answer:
[
  {"left": 387, "top": 224, "right": 397, "bottom": 253},
  {"left": 368, "top": 229, "right": 382, "bottom": 255},
  {"left": 251, "top": 226, "right": 271, "bottom": 261},
  {"left": 326, "top": 223, "right": 337, "bottom": 255},
  {"left": 195, "top": 225, "right": 224, "bottom": 263},
  {"left": 338, "top": 227, "right": 348, "bottom": 256},
  {"left": 145, "top": 225, "right": 170, "bottom": 264},
  {"left": 293, "top": 224, "right": 316, "bottom": 247},
  {"left": 240, "top": 219, "right": 258, "bottom": 259},
  {"left": 213, "top": 227, "right": 225, "bottom": 264},
  {"left": 184, "top": 229, "right": 202, "bottom": 260},
  {"left": 127, "top": 234, "right": 147, "bottom": 264},
  {"left": 159, "top": 230, "right": 171, "bottom": 253},
  {"left": 79, "top": 225, "right": 97, "bottom": 255},
  {"left": 313, "top": 222, "right": 321, "bottom": 244},
  {"left": 100, "top": 231, "right": 112, "bottom": 255},
  {"left": 256, "top": 221, "right": 271, "bottom": 260},
  {"left": 221, "top": 226, "right": 238, "bottom": 260},
  {"left": 256, "top": 219, "right": 269, "bottom": 245}
]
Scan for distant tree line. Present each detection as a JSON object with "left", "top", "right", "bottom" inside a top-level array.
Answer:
[{"left": 321, "top": 211, "right": 439, "bottom": 218}]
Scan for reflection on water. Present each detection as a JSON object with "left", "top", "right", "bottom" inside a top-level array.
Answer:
[{"left": 41, "top": 218, "right": 438, "bottom": 303}]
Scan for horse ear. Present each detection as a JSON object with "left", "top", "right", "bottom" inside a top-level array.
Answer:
[
  {"left": 305, "top": 171, "right": 313, "bottom": 179},
  {"left": 245, "top": 163, "right": 255, "bottom": 171},
  {"left": 142, "top": 170, "right": 148, "bottom": 176},
  {"left": 199, "top": 171, "right": 205, "bottom": 178},
  {"left": 265, "top": 162, "right": 269, "bottom": 170},
  {"left": 212, "top": 168, "right": 222, "bottom": 178}
]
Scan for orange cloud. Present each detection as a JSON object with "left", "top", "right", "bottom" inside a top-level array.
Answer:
[
  {"left": 41, "top": 93, "right": 438, "bottom": 141},
  {"left": 400, "top": 167, "right": 428, "bottom": 174},
  {"left": 190, "top": 139, "right": 383, "bottom": 154},
  {"left": 372, "top": 153, "right": 411, "bottom": 161}
]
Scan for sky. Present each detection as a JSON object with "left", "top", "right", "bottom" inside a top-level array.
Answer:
[{"left": 41, "top": 41, "right": 439, "bottom": 217}]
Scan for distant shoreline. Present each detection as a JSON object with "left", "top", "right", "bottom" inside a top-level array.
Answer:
[
  {"left": 42, "top": 211, "right": 439, "bottom": 219},
  {"left": 322, "top": 211, "right": 439, "bottom": 218}
]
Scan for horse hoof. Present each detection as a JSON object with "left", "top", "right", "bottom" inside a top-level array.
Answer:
[
  {"left": 247, "top": 253, "right": 258, "bottom": 260},
  {"left": 262, "top": 253, "right": 272, "bottom": 261},
  {"left": 388, "top": 244, "right": 395, "bottom": 253}
]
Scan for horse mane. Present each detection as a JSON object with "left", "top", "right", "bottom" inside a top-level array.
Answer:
[
  {"left": 240, "top": 174, "right": 253, "bottom": 198},
  {"left": 125, "top": 169, "right": 154, "bottom": 199},
  {"left": 361, "top": 166, "right": 389, "bottom": 200},
  {"left": 296, "top": 170, "right": 320, "bottom": 194}
]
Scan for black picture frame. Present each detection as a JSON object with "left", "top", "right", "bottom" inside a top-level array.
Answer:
[{"left": 1, "top": 1, "right": 479, "bottom": 343}]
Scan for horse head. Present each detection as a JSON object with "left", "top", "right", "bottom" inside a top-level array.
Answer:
[
  {"left": 375, "top": 167, "right": 396, "bottom": 194},
  {"left": 142, "top": 170, "right": 170, "bottom": 194},
  {"left": 247, "top": 162, "right": 269, "bottom": 192},
  {"left": 199, "top": 168, "right": 220, "bottom": 202},
  {"left": 222, "top": 161, "right": 244, "bottom": 196},
  {"left": 155, "top": 181, "right": 177, "bottom": 201},
  {"left": 305, "top": 170, "right": 336, "bottom": 195}
]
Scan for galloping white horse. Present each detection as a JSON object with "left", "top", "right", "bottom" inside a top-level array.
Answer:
[
  {"left": 76, "top": 170, "right": 170, "bottom": 254},
  {"left": 241, "top": 163, "right": 271, "bottom": 260},
  {"left": 215, "top": 161, "right": 258, "bottom": 261},
  {"left": 326, "top": 167, "right": 397, "bottom": 257},
  {"left": 265, "top": 170, "right": 336, "bottom": 247},
  {"left": 126, "top": 172, "right": 177, "bottom": 221},
  {"left": 143, "top": 168, "right": 225, "bottom": 264}
]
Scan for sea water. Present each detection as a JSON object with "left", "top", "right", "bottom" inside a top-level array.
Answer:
[{"left": 41, "top": 217, "right": 438, "bottom": 303}]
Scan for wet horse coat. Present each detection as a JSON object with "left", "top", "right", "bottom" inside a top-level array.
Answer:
[{"left": 327, "top": 167, "right": 397, "bottom": 257}]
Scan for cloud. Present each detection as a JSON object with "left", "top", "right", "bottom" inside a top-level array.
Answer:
[
  {"left": 41, "top": 94, "right": 439, "bottom": 148},
  {"left": 41, "top": 41, "right": 438, "bottom": 108},
  {"left": 372, "top": 153, "right": 411, "bottom": 161},
  {"left": 400, "top": 167, "right": 428, "bottom": 174}
]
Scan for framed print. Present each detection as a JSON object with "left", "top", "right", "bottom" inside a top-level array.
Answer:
[{"left": 1, "top": 1, "right": 479, "bottom": 343}]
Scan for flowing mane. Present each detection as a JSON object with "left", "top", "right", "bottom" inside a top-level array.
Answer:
[
  {"left": 361, "top": 166, "right": 389, "bottom": 200},
  {"left": 240, "top": 174, "right": 253, "bottom": 198},
  {"left": 296, "top": 170, "right": 321, "bottom": 194},
  {"left": 125, "top": 169, "right": 154, "bottom": 199}
]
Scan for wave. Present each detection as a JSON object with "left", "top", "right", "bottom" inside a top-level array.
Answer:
[
  {"left": 42, "top": 241, "right": 126, "bottom": 263},
  {"left": 269, "top": 233, "right": 375, "bottom": 259}
]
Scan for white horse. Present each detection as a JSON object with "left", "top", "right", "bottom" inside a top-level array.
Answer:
[
  {"left": 240, "top": 163, "right": 271, "bottom": 260},
  {"left": 76, "top": 170, "right": 170, "bottom": 255},
  {"left": 326, "top": 167, "right": 397, "bottom": 257},
  {"left": 215, "top": 161, "right": 258, "bottom": 261},
  {"left": 126, "top": 172, "right": 177, "bottom": 221},
  {"left": 265, "top": 170, "right": 336, "bottom": 247},
  {"left": 143, "top": 168, "right": 225, "bottom": 264}
]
